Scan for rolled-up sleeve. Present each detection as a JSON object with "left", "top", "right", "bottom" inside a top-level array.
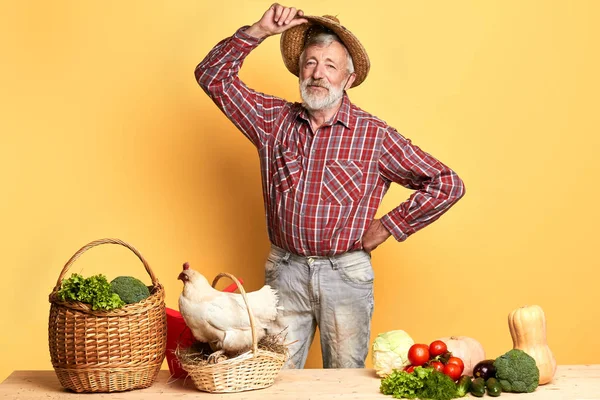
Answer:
[{"left": 194, "top": 27, "right": 287, "bottom": 149}]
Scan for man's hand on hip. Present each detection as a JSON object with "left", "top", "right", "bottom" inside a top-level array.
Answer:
[
  {"left": 245, "top": 4, "right": 308, "bottom": 39},
  {"left": 361, "top": 219, "right": 392, "bottom": 253}
]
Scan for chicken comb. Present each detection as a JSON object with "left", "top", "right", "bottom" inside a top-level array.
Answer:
[{"left": 183, "top": 262, "right": 190, "bottom": 270}]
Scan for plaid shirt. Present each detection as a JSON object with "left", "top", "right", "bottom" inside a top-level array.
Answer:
[{"left": 195, "top": 27, "right": 465, "bottom": 256}]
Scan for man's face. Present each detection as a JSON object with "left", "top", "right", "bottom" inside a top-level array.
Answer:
[{"left": 299, "top": 41, "right": 355, "bottom": 111}]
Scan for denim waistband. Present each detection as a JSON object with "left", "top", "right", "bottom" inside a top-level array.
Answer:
[{"left": 269, "top": 244, "right": 370, "bottom": 265}]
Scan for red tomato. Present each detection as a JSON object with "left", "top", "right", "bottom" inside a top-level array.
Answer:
[
  {"left": 404, "top": 365, "right": 415, "bottom": 374},
  {"left": 430, "top": 361, "right": 444, "bottom": 373},
  {"left": 443, "top": 363, "right": 462, "bottom": 381},
  {"left": 428, "top": 340, "right": 448, "bottom": 357},
  {"left": 447, "top": 357, "right": 465, "bottom": 374},
  {"left": 408, "top": 344, "right": 430, "bottom": 366}
]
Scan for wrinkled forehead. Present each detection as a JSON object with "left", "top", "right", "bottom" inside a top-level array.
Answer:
[{"left": 302, "top": 41, "right": 349, "bottom": 64}]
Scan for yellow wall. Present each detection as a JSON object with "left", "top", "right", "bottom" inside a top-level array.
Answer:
[{"left": 1, "top": 0, "right": 599, "bottom": 382}]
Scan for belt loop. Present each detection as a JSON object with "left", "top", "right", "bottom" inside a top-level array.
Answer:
[{"left": 328, "top": 256, "right": 338, "bottom": 270}]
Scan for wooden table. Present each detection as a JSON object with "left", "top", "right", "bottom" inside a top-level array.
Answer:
[{"left": 1, "top": 365, "right": 599, "bottom": 399}]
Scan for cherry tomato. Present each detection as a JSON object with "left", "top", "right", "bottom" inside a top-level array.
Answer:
[
  {"left": 443, "top": 363, "right": 462, "bottom": 381},
  {"left": 408, "top": 344, "right": 430, "bottom": 366},
  {"left": 430, "top": 361, "right": 444, "bottom": 373},
  {"left": 447, "top": 356, "right": 465, "bottom": 374},
  {"left": 428, "top": 340, "right": 448, "bottom": 357},
  {"left": 404, "top": 365, "right": 415, "bottom": 374}
]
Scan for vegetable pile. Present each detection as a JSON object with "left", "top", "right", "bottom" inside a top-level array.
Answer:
[
  {"left": 377, "top": 304, "right": 552, "bottom": 398},
  {"left": 378, "top": 339, "right": 469, "bottom": 399},
  {"left": 467, "top": 348, "right": 540, "bottom": 396},
  {"left": 379, "top": 342, "right": 541, "bottom": 398},
  {"left": 57, "top": 273, "right": 151, "bottom": 311},
  {"left": 405, "top": 340, "right": 466, "bottom": 382}
]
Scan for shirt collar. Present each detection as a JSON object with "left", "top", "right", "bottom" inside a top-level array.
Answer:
[{"left": 297, "top": 93, "right": 355, "bottom": 129}]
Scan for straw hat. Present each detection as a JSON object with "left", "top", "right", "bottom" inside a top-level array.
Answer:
[{"left": 280, "top": 15, "right": 370, "bottom": 88}]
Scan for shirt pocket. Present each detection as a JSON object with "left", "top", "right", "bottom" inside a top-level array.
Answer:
[
  {"left": 273, "top": 144, "right": 301, "bottom": 193},
  {"left": 321, "top": 160, "right": 364, "bottom": 204}
]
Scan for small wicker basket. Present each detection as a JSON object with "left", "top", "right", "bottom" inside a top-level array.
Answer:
[
  {"left": 48, "top": 238, "right": 167, "bottom": 393},
  {"left": 178, "top": 273, "right": 286, "bottom": 393}
]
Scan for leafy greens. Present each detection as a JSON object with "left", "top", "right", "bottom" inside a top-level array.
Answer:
[
  {"left": 57, "top": 273, "right": 125, "bottom": 311},
  {"left": 380, "top": 366, "right": 460, "bottom": 400}
]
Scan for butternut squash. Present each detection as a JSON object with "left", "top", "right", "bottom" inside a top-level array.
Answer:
[{"left": 508, "top": 305, "right": 557, "bottom": 385}]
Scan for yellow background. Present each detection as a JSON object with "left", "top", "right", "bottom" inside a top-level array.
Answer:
[{"left": 1, "top": 0, "right": 599, "bottom": 382}]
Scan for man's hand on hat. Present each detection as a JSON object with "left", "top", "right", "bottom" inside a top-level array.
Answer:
[{"left": 245, "top": 3, "right": 308, "bottom": 39}]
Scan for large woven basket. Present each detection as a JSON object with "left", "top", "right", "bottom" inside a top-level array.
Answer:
[
  {"left": 179, "top": 273, "right": 286, "bottom": 393},
  {"left": 48, "top": 238, "right": 167, "bottom": 393}
]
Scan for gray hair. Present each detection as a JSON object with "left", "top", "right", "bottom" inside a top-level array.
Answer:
[{"left": 299, "top": 32, "right": 355, "bottom": 75}]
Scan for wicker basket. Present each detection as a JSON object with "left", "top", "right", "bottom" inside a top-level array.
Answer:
[
  {"left": 179, "top": 273, "right": 286, "bottom": 393},
  {"left": 48, "top": 238, "right": 167, "bottom": 393}
]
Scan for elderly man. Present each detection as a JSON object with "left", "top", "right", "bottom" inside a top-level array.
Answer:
[{"left": 195, "top": 4, "right": 465, "bottom": 369}]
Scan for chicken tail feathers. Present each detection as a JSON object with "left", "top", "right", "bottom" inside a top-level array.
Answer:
[{"left": 244, "top": 284, "right": 280, "bottom": 323}]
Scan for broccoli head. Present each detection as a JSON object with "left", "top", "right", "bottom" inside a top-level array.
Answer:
[
  {"left": 493, "top": 349, "right": 540, "bottom": 393},
  {"left": 110, "top": 276, "right": 150, "bottom": 304}
]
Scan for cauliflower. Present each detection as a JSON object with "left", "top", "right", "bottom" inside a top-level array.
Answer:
[
  {"left": 493, "top": 349, "right": 540, "bottom": 393},
  {"left": 110, "top": 276, "right": 150, "bottom": 304},
  {"left": 372, "top": 330, "right": 414, "bottom": 377}
]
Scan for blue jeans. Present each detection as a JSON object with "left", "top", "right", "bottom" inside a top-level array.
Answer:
[{"left": 264, "top": 245, "right": 374, "bottom": 369}]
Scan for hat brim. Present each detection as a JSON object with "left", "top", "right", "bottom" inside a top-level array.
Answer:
[{"left": 280, "top": 15, "right": 370, "bottom": 88}]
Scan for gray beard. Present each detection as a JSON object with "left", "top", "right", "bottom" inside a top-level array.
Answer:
[{"left": 299, "top": 78, "right": 345, "bottom": 111}]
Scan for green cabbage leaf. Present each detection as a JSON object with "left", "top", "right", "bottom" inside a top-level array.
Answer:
[{"left": 372, "top": 330, "right": 415, "bottom": 377}]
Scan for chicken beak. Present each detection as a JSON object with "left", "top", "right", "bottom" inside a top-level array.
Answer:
[{"left": 178, "top": 271, "right": 187, "bottom": 282}]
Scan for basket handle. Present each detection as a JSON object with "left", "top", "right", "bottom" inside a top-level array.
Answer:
[
  {"left": 51, "top": 238, "right": 158, "bottom": 293},
  {"left": 211, "top": 273, "right": 258, "bottom": 356}
]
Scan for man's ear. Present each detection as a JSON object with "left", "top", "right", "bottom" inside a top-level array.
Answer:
[{"left": 344, "top": 72, "right": 357, "bottom": 90}]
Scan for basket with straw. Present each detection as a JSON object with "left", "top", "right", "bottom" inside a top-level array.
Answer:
[
  {"left": 48, "top": 238, "right": 167, "bottom": 393},
  {"left": 177, "top": 272, "right": 287, "bottom": 393}
]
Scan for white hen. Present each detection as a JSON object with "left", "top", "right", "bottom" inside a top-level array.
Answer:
[{"left": 178, "top": 262, "right": 281, "bottom": 355}]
